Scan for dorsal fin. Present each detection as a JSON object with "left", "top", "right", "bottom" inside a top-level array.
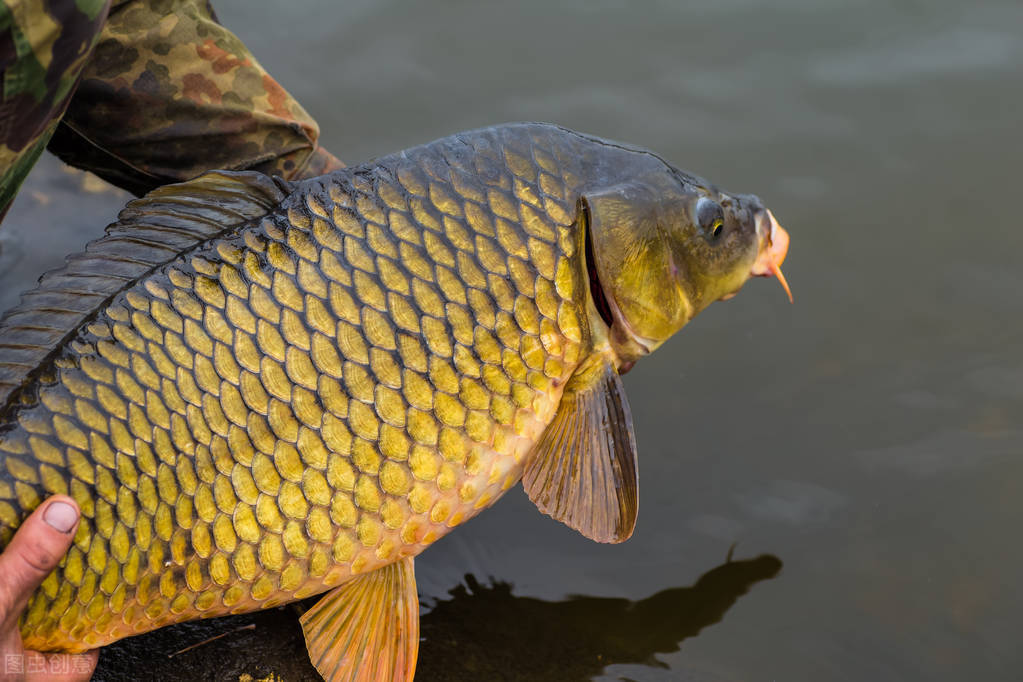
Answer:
[{"left": 0, "top": 170, "right": 289, "bottom": 407}]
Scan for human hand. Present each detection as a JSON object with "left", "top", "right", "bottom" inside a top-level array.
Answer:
[{"left": 0, "top": 496, "right": 98, "bottom": 681}]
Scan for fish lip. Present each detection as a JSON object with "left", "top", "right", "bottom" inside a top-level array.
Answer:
[
  {"left": 751, "top": 209, "right": 789, "bottom": 277},
  {"left": 717, "top": 209, "right": 789, "bottom": 302}
]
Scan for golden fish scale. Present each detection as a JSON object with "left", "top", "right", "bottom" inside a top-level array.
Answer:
[{"left": 0, "top": 129, "right": 592, "bottom": 652}]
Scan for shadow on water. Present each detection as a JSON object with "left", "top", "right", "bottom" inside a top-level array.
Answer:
[
  {"left": 93, "top": 553, "right": 781, "bottom": 681},
  {"left": 416, "top": 554, "right": 783, "bottom": 681}
]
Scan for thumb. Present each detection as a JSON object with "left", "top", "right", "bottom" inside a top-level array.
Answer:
[{"left": 0, "top": 496, "right": 80, "bottom": 622}]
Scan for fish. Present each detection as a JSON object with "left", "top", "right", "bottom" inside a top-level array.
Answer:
[{"left": 0, "top": 123, "right": 790, "bottom": 681}]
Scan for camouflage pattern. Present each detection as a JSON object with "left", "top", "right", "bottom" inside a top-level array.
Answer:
[
  {"left": 0, "top": 0, "right": 111, "bottom": 217},
  {"left": 0, "top": 0, "right": 341, "bottom": 219}
]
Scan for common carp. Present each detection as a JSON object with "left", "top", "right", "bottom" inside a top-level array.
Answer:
[{"left": 0, "top": 123, "right": 790, "bottom": 681}]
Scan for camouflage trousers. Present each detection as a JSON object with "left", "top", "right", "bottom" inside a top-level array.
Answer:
[{"left": 0, "top": 0, "right": 341, "bottom": 220}]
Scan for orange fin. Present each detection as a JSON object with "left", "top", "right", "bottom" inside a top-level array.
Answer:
[
  {"left": 299, "top": 557, "right": 419, "bottom": 682},
  {"left": 523, "top": 354, "right": 639, "bottom": 543}
]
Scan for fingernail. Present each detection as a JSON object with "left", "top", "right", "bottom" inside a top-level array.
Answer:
[{"left": 43, "top": 501, "right": 78, "bottom": 533}]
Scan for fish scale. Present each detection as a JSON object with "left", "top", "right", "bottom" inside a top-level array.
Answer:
[
  {"left": 0, "top": 123, "right": 792, "bottom": 677},
  {"left": 0, "top": 125, "right": 594, "bottom": 652}
]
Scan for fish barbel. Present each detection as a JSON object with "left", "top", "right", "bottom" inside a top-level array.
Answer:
[{"left": 0, "top": 123, "right": 789, "bottom": 680}]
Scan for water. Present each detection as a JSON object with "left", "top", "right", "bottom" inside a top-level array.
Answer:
[{"left": 3, "top": 0, "right": 1022, "bottom": 679}]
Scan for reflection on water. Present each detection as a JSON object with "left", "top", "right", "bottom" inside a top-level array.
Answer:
[
  {"left": 416, "top": 554, "right": 782, "bottom": 681},
  {"left": 92, "top": 554, "right": 780, "bottom": 681}
]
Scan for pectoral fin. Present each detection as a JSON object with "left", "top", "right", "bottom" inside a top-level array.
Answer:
[
  {"left": 299, "top": 557, "right": 419, "bottom": 682},
  {"left": 523, "top": 354, "right": 639, "bottom": 543}
]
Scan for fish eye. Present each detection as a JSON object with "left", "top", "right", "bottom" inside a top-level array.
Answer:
[{"left": 695, "top": 197, "right": 725, "bottom": 242}]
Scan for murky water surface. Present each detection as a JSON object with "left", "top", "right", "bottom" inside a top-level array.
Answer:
[{"left": 4, "top": 0, "right": 1022, "bottom": 679}]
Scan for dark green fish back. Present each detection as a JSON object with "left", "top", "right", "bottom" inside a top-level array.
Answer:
[{"left": 0, "top": 172, "right": 289, "bottom": 410}]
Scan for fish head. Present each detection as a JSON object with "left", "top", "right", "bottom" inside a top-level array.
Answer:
[{"left": 582, "top": 164, "right": 790, "bottom": 367}]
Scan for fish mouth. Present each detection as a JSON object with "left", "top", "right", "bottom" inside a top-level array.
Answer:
[{"left": 750, "top": 209, "right": 792, "bottom": 302}]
